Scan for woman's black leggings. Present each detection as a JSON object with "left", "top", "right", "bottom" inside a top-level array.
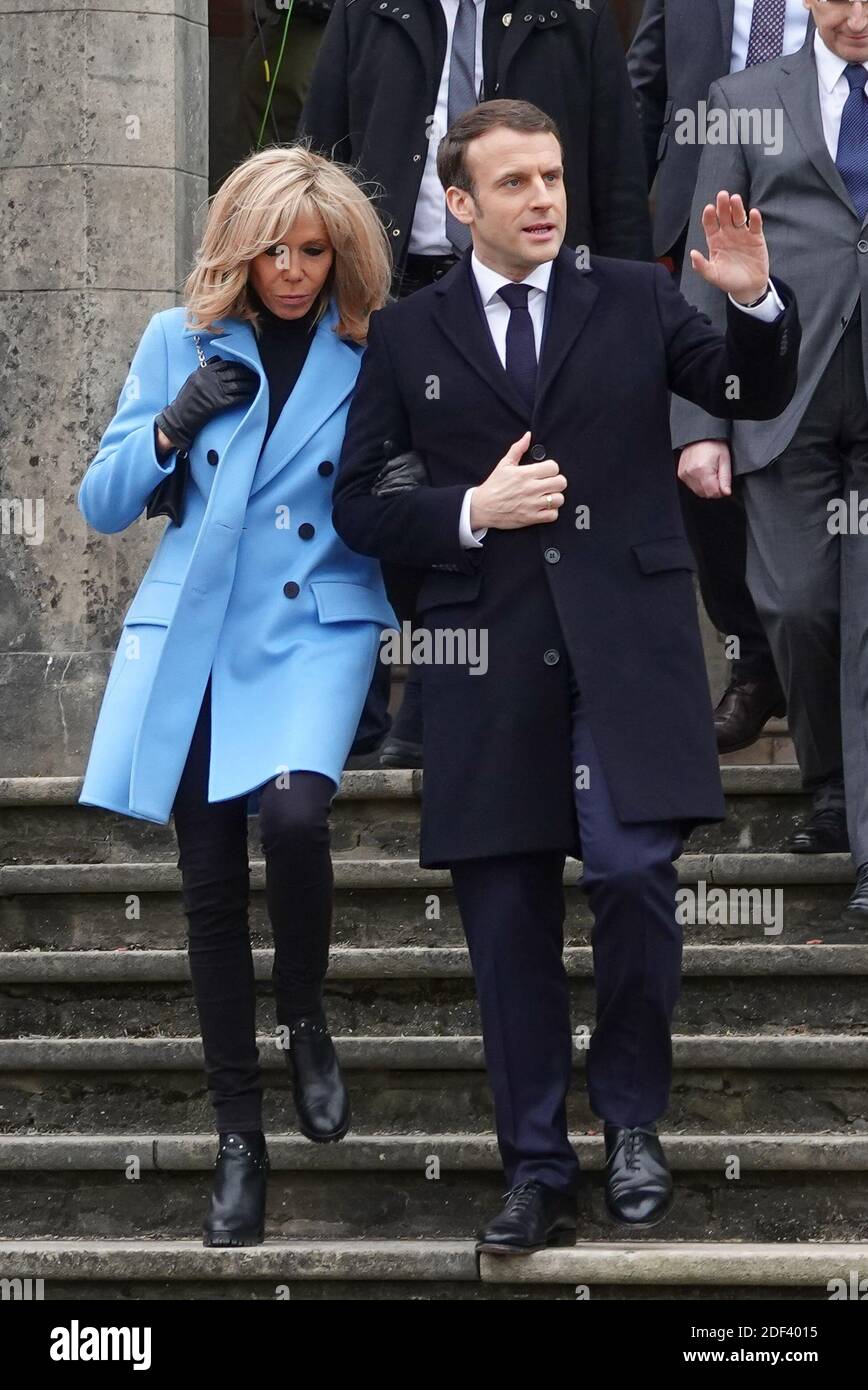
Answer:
[{"left": 172, "top": 676, "right": 337, "bottom": 1133}]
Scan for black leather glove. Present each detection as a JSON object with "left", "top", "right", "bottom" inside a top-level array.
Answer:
[
  {"left": 155, "top": 356, "right": 260, "bottom": 453},
  {"left": 371, "top": 442, "right": 428, "bottom": 497}
]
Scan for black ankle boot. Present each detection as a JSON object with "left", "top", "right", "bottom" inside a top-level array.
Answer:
[
  {"left": 286, "top": 1014, "right": 351, "bottom": 1143},
  {"left": 202, "top": 1131, "right": 268, "bottom": 1247}
]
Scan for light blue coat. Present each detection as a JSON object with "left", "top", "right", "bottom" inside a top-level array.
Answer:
[{"left": 78, "top": 300, "right": 396, "bottom": 824}]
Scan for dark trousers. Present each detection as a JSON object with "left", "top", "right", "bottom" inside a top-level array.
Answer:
[
  {"left": 172, "top": 676, "right": 337, "bottom": 1132},
  {"left": 450, "top": 672, "right": 683, "bottom": 1195},
  {"left": 741, "top": 312, "right": 868, "bottom": 865},
  {"left": 667, "top": 236, "right": 778, "bottom": 686}
]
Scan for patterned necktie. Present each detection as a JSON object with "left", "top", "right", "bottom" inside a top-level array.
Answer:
[
  {"left": 497, "top": 283, "right": 537, "bottom": 411},
  {"left": 745, "top": 0, "right": 787, "bottom": 68},
  {"left": 445, "top": 0, "right": 478, "bottom": 255},
  {"left": 837, "top": 64, "right": 868, "bottom": 222}
]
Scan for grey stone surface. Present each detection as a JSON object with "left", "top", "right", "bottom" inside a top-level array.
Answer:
[
  {"left": 3, "top": 1131, "right": 868, "bottom": 1172},
  {"left": 2, "top": 1033, "right": 867, "bottom": 1071},
  {"left": 1, "top": 3, "right": 207, "bottom": 773}
]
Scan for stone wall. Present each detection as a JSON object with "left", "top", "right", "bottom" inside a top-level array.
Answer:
[{"left": 0, "top": 0, "right": 209, "bottom": 774}]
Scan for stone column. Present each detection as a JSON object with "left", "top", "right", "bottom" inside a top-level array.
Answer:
[{"left": 0, "top": 0, "right": 208, "bottom": 775}]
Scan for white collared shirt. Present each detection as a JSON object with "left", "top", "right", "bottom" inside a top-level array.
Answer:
[
  {"left": 729, "top": 0, "right": 810, "bottom": 74},
  {"left": 408, "top": 0, "right": 486, "bottom": 257},
  {"left": 813, "top": 26, "right": 868, "bottom": 158}
]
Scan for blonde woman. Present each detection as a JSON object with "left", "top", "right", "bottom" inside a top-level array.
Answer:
[{"left": 77, "top": 147, "right": 396, "bottom": 1245}]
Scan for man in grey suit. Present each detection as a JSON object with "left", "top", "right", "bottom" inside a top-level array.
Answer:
[
  {"left": 672, "top": 0, "right": 868, "bottom": 921},
  {"left": 629, "top": 0, "right": 813, "bottom": 758}
]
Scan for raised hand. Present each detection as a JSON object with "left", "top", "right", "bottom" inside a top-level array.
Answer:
[{"left": 689, "top": 191, "right": 770, "bottom": 307}]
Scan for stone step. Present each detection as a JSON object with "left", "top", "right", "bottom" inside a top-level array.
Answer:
[
  {"left": 0, "top": 1238, "right": 863, "bottom": 1301},
  {"left": 1, "top": 1035, "right": 865, "bottom": 1135},
  {"left": 1, "top": 853, "right": 861, "bottom": 954},
  {"left": 0, "top": 1134, "right": 865, "bottom": 1242},
  {"left": 0, "top": 768, "right": 814, "bottom": 861},
  {"left": 2, "top": 946, "right": 866, "bottom": 1037}
]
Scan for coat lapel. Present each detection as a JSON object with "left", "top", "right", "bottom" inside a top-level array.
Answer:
[
  {"left": 433, "top": 253, "right": 529, "bottom": 420},
  {"left": 532, "top": 246, "right": 600, "bottom": 422},
  {"left": 777, "top": 40, "right": 860, "bottom": 221},
  {"left": 248, "top": 303, "right": 362, "bottom": 497},
  {"left": 432, "top": 245, "right": 601, "bottom": 423},
  {"left": 184, "top": 302, "right": 361, "bottom": 500}
]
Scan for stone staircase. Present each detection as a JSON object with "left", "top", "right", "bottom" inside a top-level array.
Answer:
[{"left": 1, "top": 767, "right": 867, "bottom": 1299}]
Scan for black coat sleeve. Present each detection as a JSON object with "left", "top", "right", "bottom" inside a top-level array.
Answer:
[
  {"left": 297, "top": 1, "right": 352, "bottom": 160},
  {"left": 654, "top": 263, "right": 801, "bottom": 423},
  {"left": 588, "top": 1, "right": 654, "bottom": 261},
  {"left": 332, "top": 311, "right": 478, "bottom": 571},
  {"left": 626, "top": 0, "right": 668, "bottom": 192}
]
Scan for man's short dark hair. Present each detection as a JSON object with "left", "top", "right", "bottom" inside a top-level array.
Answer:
[{"left": 436, "top": 99, "right": 563, "bottom": 200}]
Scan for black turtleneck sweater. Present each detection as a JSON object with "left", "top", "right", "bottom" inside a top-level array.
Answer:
[{"left": 250, "top": 290, "right": 320, "bottom": 445}]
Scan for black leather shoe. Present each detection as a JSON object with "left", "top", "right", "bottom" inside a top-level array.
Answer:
[
  {"left": 379, "top": 736, "right": 423, "bottom": 769},
  {"left": 202, "top": 1131, "right": 268, "bottom": 1247},
  {"left": 604, "top": 1124, "right": 673, "bottom": 1229},
  {"left": 788, "top": 807, "right": 849, "bottom": 855},
  {"left": 475, "top": 1180, "right": 578, "bottom": 1256},
  {"left": 843, "top": 863, "right": 868, "bottom": 924},
  {"left": 714, "top": 676, "right": 785, "bottom": 754},
  {"left": 287, "top": 1016, "right": 350, "bottom": 1143}
]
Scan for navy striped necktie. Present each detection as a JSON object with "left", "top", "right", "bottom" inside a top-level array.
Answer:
[{"left": 836, "top": 64, "right": 868, "bottom": 222}]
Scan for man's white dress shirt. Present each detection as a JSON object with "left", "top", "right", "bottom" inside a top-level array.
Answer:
[{"left": 408, "top": 0, "right": 486, "bottom": 256}]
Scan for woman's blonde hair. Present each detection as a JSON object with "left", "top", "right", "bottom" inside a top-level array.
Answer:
[{"left": 184, "top": 145, "right": 393, "bottom": 343}]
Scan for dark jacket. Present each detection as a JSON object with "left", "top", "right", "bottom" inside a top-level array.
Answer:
[
  {"left": 332, "top": 244, "right": 800, "bottom": 866},
  {"left": 299, "top": 0, "right": 653, "bottom": 277},
  {"left": 627, "top": 0, "right": 813, "bottom": 257}
]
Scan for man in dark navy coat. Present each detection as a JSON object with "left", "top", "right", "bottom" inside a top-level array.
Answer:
[{"left": 333, "top": 99, "right": 799, "bottom": 1252}]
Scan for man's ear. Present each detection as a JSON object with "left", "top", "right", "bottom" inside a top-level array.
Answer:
[{"left": 445, "top": 185, "right": 474, "bottom": 228}]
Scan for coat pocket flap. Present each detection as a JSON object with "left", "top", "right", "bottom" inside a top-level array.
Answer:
[
  {"left": 122, "top": 579, "right": 182, "bottom": 627},
  {"left": 311, "top": 580, "right": 396, "bottom": 627},
  {"left": 416, "top": 568, "right": 483, "bottom": 613},
  {"left": 631, "top": 536, "right": 696, "bottom": 575}
]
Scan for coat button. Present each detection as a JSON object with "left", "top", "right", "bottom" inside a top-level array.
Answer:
[
  {"left": 544, "top": 547, "right": 561, "bottom": 564},
  {"left": 207, "top": 449, "right": 219, "bottom": 466},
  {"left": 298, "top": 523, "right": 315, "bottom": 540},
  {"left": 283, "top": 581, "right": 300, "bottom": 599},
  {"left": 859, "top": 240, "right": 868, "bottom": 254},
  {"left": 530, "top": 443, "right": 546, "bottom": 461},
  {"left": 318, "top": 461, "right": 334, "bottom": 476},
  {"left": 544, "top": 649, "right": 560, "bottom": 666}
]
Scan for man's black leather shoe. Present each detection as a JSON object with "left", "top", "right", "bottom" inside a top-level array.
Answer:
[
  {"left": 788, "top": 807, "right": 849, "bottom": 854},
  {"left": 287, "top": 1016, "right": 351, "bottom": 1143},
  {"left": 475, "top": 1180, "right": 578, "bottom": 1255},
  {"left": 379, "top": 736, "right": 424, "bottom": 769},
  {"left": 714, "top": 676, "right": 785, "bottom": 754},
  {"left": 202, "top": 1131, "right": 268, "bottom": 1247},
  {"left": 604, "top": 1124, "right": 673, "bottom": 1229},
  {"left": 843, "top": 863, "right": 868, "bottom": 924}
]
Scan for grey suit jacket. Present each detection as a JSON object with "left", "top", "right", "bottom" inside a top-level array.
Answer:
[
  {"left": 628, "top": 0, "right": 813, "bottom": 258},
  {"left": 670, "top": 39, "right": 868, "bottom": 475}
]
